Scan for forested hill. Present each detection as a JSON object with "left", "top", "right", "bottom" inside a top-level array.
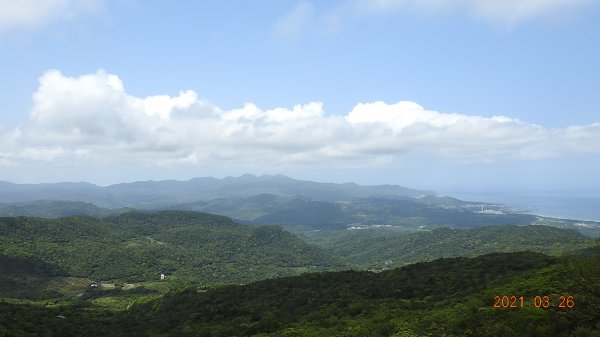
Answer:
[
  {"left": 0, "top": 196, "right": 536, "bottom": 231},
  {"left": 2, "top": 251, "right": 599, "bottom": 336},
  {"left": 0, "top": 200, "right": 130, "bottom": 218},
  {"left": 318, "top": 224, "right": 593, "bottom": 269},
  {"left": 0, "top": 211, "right": 343, "bottom": 293}
]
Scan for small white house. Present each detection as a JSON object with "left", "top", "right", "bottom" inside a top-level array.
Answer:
[{"left": 160, "top": 273, "right": 166, "bottom": 280}]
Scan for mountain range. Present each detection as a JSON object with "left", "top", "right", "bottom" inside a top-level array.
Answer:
[
  {"left": 2, "top": 174, "right": 600, "bottom": 336},
  {"left": 2, "top": 175, "right": 599, "bottom": 238},
  {"left": 0, "top": 174, "right": 433, "bottom": 208}
]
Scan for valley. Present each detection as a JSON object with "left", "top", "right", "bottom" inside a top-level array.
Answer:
[{"left": 1, "top": 176, "right": 599, "bottom": 336}]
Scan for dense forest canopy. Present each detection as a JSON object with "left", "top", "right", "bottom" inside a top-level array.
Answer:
[
  {"left": 1, "top": 251, "right": 599, "bottom": 336},
  {"left": 1, "top": 208, "right": 598, "bottom": 336},
  {"left": 0, "top": 211, "right": 343, "bottom": 291}
]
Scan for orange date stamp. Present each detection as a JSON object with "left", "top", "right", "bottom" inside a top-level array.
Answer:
[{"left": 493, "top": 295, "right": 575, "bottom": 309}]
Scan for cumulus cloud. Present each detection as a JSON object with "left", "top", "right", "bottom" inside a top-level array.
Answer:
[
  {"left": 1, "top": 69, "right": 599, "bottom": 173},
  {"left": 0, "top": 0, "right": 103, "bottom": 31}
]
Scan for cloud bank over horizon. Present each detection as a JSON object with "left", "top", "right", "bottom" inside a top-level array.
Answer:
[{"left": 1, "top": 69, "right": 599, "bottom": 184}]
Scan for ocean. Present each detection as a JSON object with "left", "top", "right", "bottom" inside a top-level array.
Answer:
[{"left": 446, "top": 191, "right": 600, "bottom": 222}]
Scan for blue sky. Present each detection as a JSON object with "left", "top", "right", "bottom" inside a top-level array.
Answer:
[{"left": 0, "top": 0, "right": 599, "bottom": 196}]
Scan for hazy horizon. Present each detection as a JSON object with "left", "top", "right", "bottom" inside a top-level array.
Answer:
[
  {"left": 1, "top": 1, "right": 599, "bottom": 198},
  {"left": 2, "top": 172, "right": 599, "bottom": 221}
]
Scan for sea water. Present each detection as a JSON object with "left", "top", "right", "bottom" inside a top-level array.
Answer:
[{"left": 447, "top": 191, "right": 600, "bottom": 222}]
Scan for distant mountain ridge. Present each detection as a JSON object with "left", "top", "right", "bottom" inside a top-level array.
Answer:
[
  {"left": 171, "top": 194, "right": 537, "bottom": 229},
  {"left": 0, "top": 194, "right": 537, "bottom": 230},
  {"left": 0, "top": 200, "right": 130, "bottom": 218},
  {"left": 0, "top": 174, "right": 433, "bottom": 208}
]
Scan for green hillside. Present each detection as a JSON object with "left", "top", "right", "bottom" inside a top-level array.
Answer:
[
  {"left": 4, "top": 196, "right": 599, "bottom": 238},
  {"left": 0, "top": 254, "right": 68, "bottom": 300},
  {"left": 174, "top": 195, "right": 538, "bottom": 230},
  {"left": 317, "top": 225, "right": 594, "bottom": 269},
  {"left": 1, "top": 251, "right": 598, "bottom": 336},
  {"left": 0, "top": 195, "right": 538, "bottom": 232},
  {"left": 0, "top": 211, "right": 343, "bottom": 294},
  {"left": 0, "top": 200, "right": 129, "bottom": 218},
  {"left": 0, "top": 210, "right": 593, "bottom": 301}
]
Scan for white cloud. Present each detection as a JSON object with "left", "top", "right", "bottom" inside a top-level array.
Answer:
[
  {"left": 143, "top": 90, "right": 197, "bottom": 120},
  {"left": 274, "top": 2, "right": 317, "bottom": 39},
  {"left": 2, "top": 69, "right": 599, "bottom": 174},
  {"left": 354, "top": 0, "right": 595, "bottom": 26},
  {"left": 274, "top": 2, "right": 343, "bottom": 40},
  {"left": 0, "top": 0, "right": 103, "bottom": 31},
  {"left": 276, "top": 0, "right": 596, "bottom": 35}
]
